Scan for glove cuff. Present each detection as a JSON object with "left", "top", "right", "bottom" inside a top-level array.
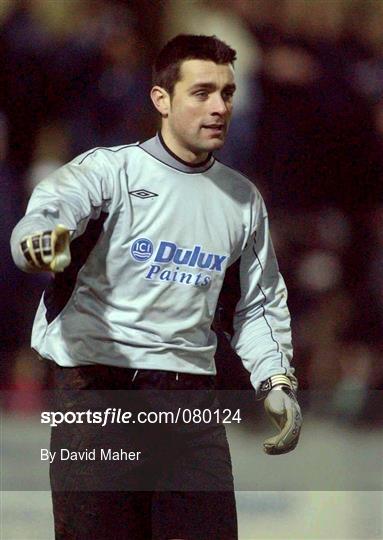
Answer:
[{"left": 259, "top": 374, "right": 297, "bottom": 400}]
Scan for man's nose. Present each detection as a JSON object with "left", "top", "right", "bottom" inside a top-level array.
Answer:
[{"left": 211, "top": 93, "right": 228, "bottom": 115}]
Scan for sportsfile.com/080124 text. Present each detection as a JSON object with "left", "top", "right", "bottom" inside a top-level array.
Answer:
[{"left": 41, "top": 408, "right": 243, "bottom": 427}]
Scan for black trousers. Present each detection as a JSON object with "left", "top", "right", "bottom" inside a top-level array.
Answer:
[{"left": 47, "top": 363, "right": 238, "bottom": 539}]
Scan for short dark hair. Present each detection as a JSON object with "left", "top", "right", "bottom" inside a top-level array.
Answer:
[{"left": 153, "top": 34, "right": 237, "bottom": 96}]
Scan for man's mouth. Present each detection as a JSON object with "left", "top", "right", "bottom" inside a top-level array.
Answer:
[{"left": 202, "top": 124, "right": 225, "bottom": 134}]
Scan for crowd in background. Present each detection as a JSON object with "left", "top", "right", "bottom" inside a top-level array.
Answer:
[{"left": 1, "top": 0, "right": 382, "bottom": 425}]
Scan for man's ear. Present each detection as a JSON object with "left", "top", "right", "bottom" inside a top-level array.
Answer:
[{"left": 150, "top": 86, "right": 171, "bottom": 117}]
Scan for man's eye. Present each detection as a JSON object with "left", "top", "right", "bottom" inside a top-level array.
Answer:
[
  {"left": 195, "top": 91, "right": 208, "bottom": 98},
  {"left": 223, "top": 92, "right": 234, "bottom": 101}
]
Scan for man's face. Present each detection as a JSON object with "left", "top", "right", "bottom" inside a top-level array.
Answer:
[{"left": 165, "top": 59, "right": 236, "bottom": 161}]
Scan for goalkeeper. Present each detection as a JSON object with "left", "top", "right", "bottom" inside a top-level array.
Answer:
[{"left": 11, "top": 34, "right": 302, "bottom": 540}]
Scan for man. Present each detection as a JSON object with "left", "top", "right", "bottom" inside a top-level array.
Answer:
[{"left": 11, "top": 34, "right": 302, "bottom": 540}]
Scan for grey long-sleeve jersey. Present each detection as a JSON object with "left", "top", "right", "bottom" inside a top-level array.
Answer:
[{"left": 11, "top": 133, "right": 294, "bottom": 394}]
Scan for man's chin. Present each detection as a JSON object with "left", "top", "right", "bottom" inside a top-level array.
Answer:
[
  {"left": 187, "top": 136, "right": 226, "bottom": 160},
  {"left": 205, "top": 137, "right": 226, "bottom": 151}
]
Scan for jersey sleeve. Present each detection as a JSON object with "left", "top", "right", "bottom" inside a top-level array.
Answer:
[
  {"left": 10, "top": 149, "right": 114, "bottom": 272},
  {"left": 230, "top": 195, "right": 294, "bottom": 395}
]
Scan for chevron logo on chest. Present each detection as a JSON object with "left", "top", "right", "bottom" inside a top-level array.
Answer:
[{"left": 129, "top": 189, "right": 158, "bottom": 199}]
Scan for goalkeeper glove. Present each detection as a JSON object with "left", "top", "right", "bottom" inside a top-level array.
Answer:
[
  {"left": 261, "top": 374, "right": 302, "bottom": 455},
  {"left": 20, "top": 224, "right": 71, "bottom": 272}
]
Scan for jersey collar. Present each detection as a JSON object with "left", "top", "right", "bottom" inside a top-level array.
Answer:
[{"left": 139, "top": 133, "right": 215, "bottom": 173}]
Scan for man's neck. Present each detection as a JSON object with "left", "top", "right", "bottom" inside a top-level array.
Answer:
[{"left": 160, "top": 129, "right": 209, "bottom": 165}]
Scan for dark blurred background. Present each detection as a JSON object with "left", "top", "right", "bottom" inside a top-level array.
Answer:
[{"left": 2, "top": 0, "right": 383, "bottom": 425}]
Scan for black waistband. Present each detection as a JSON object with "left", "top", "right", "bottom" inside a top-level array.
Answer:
[{"left": 46, "top": 362, "right": 216, "bottom": 391}]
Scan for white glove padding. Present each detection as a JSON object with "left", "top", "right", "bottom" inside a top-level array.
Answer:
[
  {"left": 20, "top": 224, "right": 71, "bottom": 273},
  {"left": 263, "top": 387, "right": 302, "bottom": 455}
]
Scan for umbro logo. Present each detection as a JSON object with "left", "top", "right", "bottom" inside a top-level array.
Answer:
[{"left": 129, "top": 189, "right": 158, "bottom": 199}]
